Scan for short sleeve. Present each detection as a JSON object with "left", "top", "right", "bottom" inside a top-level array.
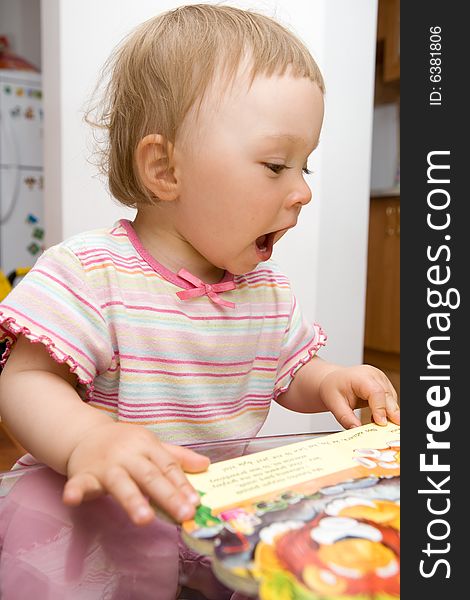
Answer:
[
  {"left": 273, "top": 293, "right": 326, "bottom": 399},
  {"left": 0, "top": 244, "right": 113, "bottom": 396}
]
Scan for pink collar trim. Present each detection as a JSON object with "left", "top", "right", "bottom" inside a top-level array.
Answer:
[{"left": 120, "top": 219, "right": 236, "bottom": 304}]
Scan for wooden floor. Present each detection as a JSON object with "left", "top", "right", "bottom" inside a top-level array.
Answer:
[{"left": 0, "top": 424, "right": 24, "bottom": 471}]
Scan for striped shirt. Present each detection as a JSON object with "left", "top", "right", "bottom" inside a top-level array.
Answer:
[{"left": 0, "top": 220, "right": 326, "bottom": 448}]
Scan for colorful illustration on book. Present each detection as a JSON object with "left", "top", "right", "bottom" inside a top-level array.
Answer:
[{"left": 183, "top": 425, "right": 400, "bottom": 599}]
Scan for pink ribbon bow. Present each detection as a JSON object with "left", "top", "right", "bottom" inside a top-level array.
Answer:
[{"left": 176, "top": 268, "right": 236, "bottom": 308}]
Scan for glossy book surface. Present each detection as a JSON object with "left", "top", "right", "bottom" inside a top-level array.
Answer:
[{"left": 182, "top": 423, "right": 400, "bottom": 599}]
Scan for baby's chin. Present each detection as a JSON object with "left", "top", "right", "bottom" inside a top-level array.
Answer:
[
  {"left": 227, "top": 259, "right": 269, "bottom": 276},
  {"left": 217, "top": 245, "right": 276, "bottom": 276}
]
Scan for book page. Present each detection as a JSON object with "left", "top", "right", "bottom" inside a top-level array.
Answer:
[{"left": 187, "top": 422, "right": 400, "bottom": 510}]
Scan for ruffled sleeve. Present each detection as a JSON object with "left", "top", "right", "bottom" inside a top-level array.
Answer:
[
  {"left": 0, "top": 244, "right": 114, "bottom": 399},
  {"left": 273, "top": 293, "right": 327, "bottom": 399}
]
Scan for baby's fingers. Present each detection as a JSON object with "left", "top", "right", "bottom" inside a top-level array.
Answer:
[
  {"left": 131, "top": 455, "right": 199, "bottom": 524},
  {"left": 162, "top": 442, "right": 210, "bottom": 473},
  {"left": 102, "top": 464, "right": 159, "bottom": 525},
  {"left": 327, "top": 391, "right": 362, "bottom": 430},
  {"left": 384, "top": 391, "right": 400, "bottom": 425},
  {"left": 366, "top": 381, "right": 400, "bottom": 426},
  {"left": 63, "top": 472, "right": 104, "bottom": 506},
  {"left": 158, "top": 444, "right": 209, "bottom": 507}
]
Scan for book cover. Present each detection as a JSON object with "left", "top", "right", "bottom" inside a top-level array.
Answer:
[{"left": 181, "top": 423, "right": 400, "bottom": 598}]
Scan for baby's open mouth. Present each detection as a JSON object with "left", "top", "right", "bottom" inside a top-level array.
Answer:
[
  {"left": 255, "top": 231, "right": 276, "bottom": 260},
  {"left": 255, "top": 232, "right": 274, "bottom": 251}
]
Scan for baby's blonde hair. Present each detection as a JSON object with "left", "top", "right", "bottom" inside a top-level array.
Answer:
[{"left": 88, "top": 4, "right": 325, "bottom": 208}]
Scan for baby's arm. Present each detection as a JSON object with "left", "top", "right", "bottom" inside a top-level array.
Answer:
[
  {"left": 275, "top": 355, "right": 400, "bottom": 429},
  {"left": 0, "top": 336, "right": 208, "bottom": 525}
]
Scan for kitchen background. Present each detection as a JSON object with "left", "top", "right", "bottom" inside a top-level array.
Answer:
[{"left": 0, "top": 0, "right": 399, "bottom": 467}]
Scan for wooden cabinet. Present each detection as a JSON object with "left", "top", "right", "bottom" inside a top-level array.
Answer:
[
  {"left": 377, "top": 0, "right": 400, "bottom": 82},
  {"left": 364, "top": 196, "right": 400, "bottom": 371}
]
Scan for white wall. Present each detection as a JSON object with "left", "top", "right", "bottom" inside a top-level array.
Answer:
[{"left": 41, "top": 0, "right": 377, "bottom": 434}]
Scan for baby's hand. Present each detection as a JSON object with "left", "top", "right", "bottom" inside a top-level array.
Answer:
[
  {"left": 62, "top": 422, "right": 209, "bottom": 526},
  {"left": 319, "top": 365, "right": 400, "bottom": 430}
]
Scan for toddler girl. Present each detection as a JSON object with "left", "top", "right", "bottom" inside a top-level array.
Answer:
[{"left": 0, "top": 4, "right": 399, "bottom": 599}]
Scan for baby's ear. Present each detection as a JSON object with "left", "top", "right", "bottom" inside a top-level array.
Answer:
[{"left": 135, "top": 134, "right": 177, "bottom": 201}]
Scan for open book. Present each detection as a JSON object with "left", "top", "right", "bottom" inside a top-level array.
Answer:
[{"left": 179, "top": 423, "right": 400, "bottom": 599}]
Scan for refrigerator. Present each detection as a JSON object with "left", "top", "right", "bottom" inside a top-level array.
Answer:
[{"left": 0, "top": 69, "right": 43, "bottom": 277}]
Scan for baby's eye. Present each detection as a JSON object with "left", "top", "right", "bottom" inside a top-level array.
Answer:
[
  {"left": 264, "top": 163, "right": 288, "bottom": 174},
  {"left": 303, "top": 166, "right": 313, "bottom": 175}
]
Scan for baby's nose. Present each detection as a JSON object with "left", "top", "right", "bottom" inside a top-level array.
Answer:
[
  {"left": 299, "top": 183, "right": 312, "bottom": 206},
  {"left": 289, "top": 181, "right": 312, "bottom": 207}
]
